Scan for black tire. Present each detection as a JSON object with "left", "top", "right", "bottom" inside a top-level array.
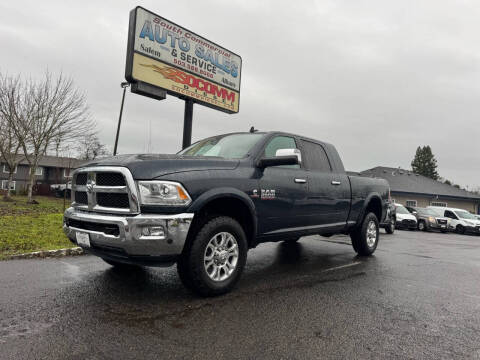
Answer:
[
  {"left": 385, "top": 220, "right": 395, "bottom": 234},
  {"left": 456, "top": 225, "right": 465, "bottom": 234},
  {"left": 418, "top": 221, "right": 427, "bottom": 232},
  {"left": 350, "top": 212, "right": 379, "bottom": 256},
  {"left": 440, "top": 230, "right": 448, "bottom": 233},
  {"left": 177, "top": 216, "right": 248, "bottom": 297}
]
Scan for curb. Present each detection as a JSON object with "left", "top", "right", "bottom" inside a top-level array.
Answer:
[{"left": 4, "top": 247, "right": 85, "bottom": 260}]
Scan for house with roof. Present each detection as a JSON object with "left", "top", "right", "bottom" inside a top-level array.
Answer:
[
  {"left": 357, "top": 166, "right": 480, "bottom": 214},
  {"left": 0, "top": 154, "right": 86, "bottom": 194}
]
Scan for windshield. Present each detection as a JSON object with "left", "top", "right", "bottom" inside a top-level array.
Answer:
[
  {"left": 417, "top": 208, "right": 438, "bottom": 216},
  {"left": 456, "top": 210, "right": 476, "bottom": 220},
  {"left": 427, "top": 208, "right": 444, "bottom": 217},
  {"left": 395, "top": 205, "right": 410, "bottom": 214},
  {"left": 178, "top": 133, "right": 263, "bottom": 159}
]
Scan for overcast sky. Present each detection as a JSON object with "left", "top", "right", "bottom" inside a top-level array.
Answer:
[{"left": 1, "top": 0, "right": 479, "bottom": 188}]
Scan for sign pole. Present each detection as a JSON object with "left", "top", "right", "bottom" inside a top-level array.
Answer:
[
  {"left": 114, "top": 82, "right": 130, "bottom": 156},
  {"left": 182, "top": 99, "right": 194, "bottom": 149}
]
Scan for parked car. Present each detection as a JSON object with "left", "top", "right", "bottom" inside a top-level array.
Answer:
[
  {"left": 50, "top": 181, "right": 72, "bottom": 197},
  {"left": 406, "top": 206, "right": 449, "bottom": 232},
  {"left": 380, "top": 201, "right": 396, "bottom": 234},
  {"left": 63, "top": 131, "right": 390, "bottom": 296},
  {"left": 428, "top": 206, "right": 480, "bottom": 234},
  {"left": 395, "top": 203, "right": 417, "bottom": 230}
]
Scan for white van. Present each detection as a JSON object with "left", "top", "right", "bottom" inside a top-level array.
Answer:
[{"left": 428, "top": 206, "right": 480, "bottom": 234}]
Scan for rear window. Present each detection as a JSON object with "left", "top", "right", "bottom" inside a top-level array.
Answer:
[{"left": 300, "top": 140, "right": 331, "bottom": 172}]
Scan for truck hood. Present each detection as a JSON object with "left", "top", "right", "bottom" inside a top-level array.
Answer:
[{"left": 81, "top": 154, "right": 240, "bottom": 179}]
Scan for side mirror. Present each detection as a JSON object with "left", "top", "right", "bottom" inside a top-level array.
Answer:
[
  {"left": 257, "top": 148, "right": 301, "bottom": 169},
  {"left": 275, "top": 148, "right": 302, "bottom": 164},
  {"left": 257, "top": 155, "right": 299, "bottom": 168},
  {"left": 412, "top": 211, "right": 418, "bottom": 215}
]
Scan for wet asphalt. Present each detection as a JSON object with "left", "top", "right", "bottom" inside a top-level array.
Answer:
[{"left": 1, "top": 230, "right": 480, "bottom": 360}]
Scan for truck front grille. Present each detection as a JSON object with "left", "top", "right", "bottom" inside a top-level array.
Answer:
[
  {"left": 66, "top": 218, "right": 120, "bottom": 236},
  {"left": 97, "top": 193, "right": 130, "bottom": 208},
  {"left": 76, "top": 173, "right": 87, "bottom": 185},
  {"left": 71, "top": 167, "right": 139, "bottom": 214},
  {"left": 95, "top": 172, "right": 126, "bottom": 186},
  {"left": 75, "top": 191, "right": 88, "bottom": 204}
]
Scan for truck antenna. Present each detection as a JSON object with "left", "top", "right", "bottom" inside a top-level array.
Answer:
[{"left": 249, "top": 126, "right": 258, "bottom": 133}]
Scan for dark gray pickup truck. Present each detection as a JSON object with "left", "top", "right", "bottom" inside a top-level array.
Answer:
[{"left": 64, "top": 131, "right": 389, "bottom": 296}]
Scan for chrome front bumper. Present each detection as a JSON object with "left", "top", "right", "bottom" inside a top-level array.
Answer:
[{"left": 63, "top": 207, "right": 194, "bottom": 259}]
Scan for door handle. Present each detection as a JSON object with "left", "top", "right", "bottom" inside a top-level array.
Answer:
[
  {"left": 331, "top": 180, "right": 341, "bottom": 185},
  {"left": 294, "top": 178, "right": 307, "bottom": 184}
]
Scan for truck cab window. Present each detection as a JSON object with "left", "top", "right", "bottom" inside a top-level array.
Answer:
[
  {"left": 264, "top": 136, "right": 300, "bottom": 168},
  {"left": 300, "top": 140, "right": 331, "bottom": 172}
]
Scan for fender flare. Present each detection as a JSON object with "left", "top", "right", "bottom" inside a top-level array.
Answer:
[
  {"left": 357, "top": 192, "right": 384, "bottom": 224},
  {"left": 188, "top": 187, "right": 258, "bottom": 240}
]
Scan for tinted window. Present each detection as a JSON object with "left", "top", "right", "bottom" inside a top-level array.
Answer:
[
  {"left": 444, "top": 210, "right": 457, "bottom": 219},
  {"left": 263, "top": 136, "right": 300, "bottom": 169},
  {"left": 300, "top": 140, "right": 331, "bottom": 172}
]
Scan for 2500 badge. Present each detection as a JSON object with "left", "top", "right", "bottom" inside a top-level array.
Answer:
[{"left": 251, "top": 189, "right": 276, "bottom": 200}]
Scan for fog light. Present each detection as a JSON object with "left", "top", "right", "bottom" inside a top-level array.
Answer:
[{"left": 141, "top": 226, "right": 165, "bottom": 237}]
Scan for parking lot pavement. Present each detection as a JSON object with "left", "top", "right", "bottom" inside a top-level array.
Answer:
[{"left": 1, "top": 230, "right": 480, "bottom": 360}]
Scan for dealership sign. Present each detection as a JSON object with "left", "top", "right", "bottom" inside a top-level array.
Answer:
[{"left": 125, "top": 7, "right": 242, "bottom": 113}]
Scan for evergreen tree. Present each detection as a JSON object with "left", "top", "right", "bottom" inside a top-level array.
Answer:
[{"left": 411, "top": 145, "right": 439, "bottom": 180}]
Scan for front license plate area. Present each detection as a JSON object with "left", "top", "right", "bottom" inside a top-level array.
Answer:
[{"left": 76, "top": 232, "right": 91, "bottom": 247}]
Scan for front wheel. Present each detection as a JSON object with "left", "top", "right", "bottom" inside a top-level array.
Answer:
[
  {"left": 418, "top": 221, "right": 427, "bottom": 232},
  {"left": 177, "top": 216, "right": 248, "bottom": 297},
  {"left": 350, "top": 212, "right": 379, "bottom": 256},
  {"left": 456, "top": 225, "right": 465, "bottom": 234}
]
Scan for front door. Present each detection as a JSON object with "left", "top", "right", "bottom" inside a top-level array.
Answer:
[{"left": 255, "top": 135, "right": 309, "bottom": 236}]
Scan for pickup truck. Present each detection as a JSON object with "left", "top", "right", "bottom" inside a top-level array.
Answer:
[
  {"left": 63, "top": 131, "right": 389, "bottom": 296},
  {"left": 51, "top": 181, "right": 72, "bottom": 197}
]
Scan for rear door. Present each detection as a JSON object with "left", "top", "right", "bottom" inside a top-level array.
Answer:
[
  {"left": 256, "top": 135, "right": 309, "bottom": 235},
  {"left": 300, "top": 139, "right": 350, "bottom": 227}
]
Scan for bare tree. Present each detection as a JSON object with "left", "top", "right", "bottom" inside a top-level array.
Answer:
[
  {"left": 0, "top": 74, "right": 24, "bottom": 200},
  {"left": 76, "top": 134, "right": 110, "bottom": 160},
  {"left": 12, "top": 72, "right": 94, "bottom": 203}
]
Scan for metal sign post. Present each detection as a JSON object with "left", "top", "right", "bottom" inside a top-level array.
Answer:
[
  {"left": 182, "top": 99, "right": 194, "bottom": 149},
  {"left": 113, "top": 82, "right": 130, "bottom": 156}
]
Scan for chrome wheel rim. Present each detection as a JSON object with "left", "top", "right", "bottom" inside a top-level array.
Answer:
[
  {"left": 204, "top": 232, "right": 239, "bottom": 282},
  {"left": 366, "top": 221, "right": 377, "bottom": 247}
]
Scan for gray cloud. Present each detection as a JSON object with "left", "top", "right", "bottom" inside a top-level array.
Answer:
[{"left": 1, "top": 0, "right": 479, "bottom": 188}]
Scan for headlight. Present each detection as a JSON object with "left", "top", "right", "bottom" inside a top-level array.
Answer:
[
  {"left": 137, "top": 181, "right": 192, "bottom": 206},
  {"left": 428, "top": 216, "right": 436, "bottom": 223}
]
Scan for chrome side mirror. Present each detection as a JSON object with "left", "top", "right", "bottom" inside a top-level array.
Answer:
[{"left": 275, "top": 148, "right": 302, "bottom": 164}]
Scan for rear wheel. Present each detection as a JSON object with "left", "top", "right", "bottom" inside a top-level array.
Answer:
[
  {"left": 177, "top": 216, "right": 247, "bottom": 297},
  {"left": 350, "top": 212, "right": 379, "bottom": 256},
  {"left": 385, "top": 220, "right": 395, "bottom": 234}
]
